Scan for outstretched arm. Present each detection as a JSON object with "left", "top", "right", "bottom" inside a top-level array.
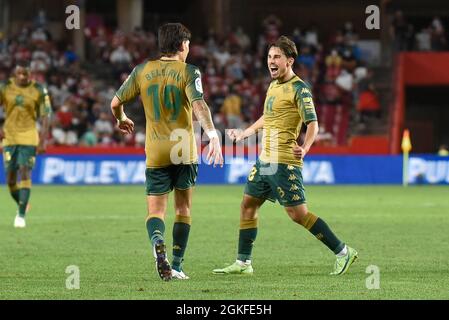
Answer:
[
  {"left": 192, "top": 99, "right": 216, "bottom": 134},
  {"left": 192, "top": 99, "right": 223, "bottom": 167},
  {"left": 228, "top": 115, "right": 264, "bottom": 142}
]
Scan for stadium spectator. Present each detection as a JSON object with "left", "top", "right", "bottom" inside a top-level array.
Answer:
[
  {"left": 233, "top": 27, "right": 251, "bottom": 52},
  {"left": 430, "top": 16, "right": 447, "bottom": 50},
  {"left": 80, "top": 124, "right": 98, "bottom": 147},
  {"left": 221, "top": 85, "right": 243, "bottom": 129},
  {"left": 391, "top": 10, "right": 410, "bottom": 50},
  {"left": 415, "top": 28, "right": 432, "bottom": 51},
  {"left": 438, "top": 144, "right": 449, "bottom": 156},
  {"left": 356, "top": 69, "right": 381, "bottom": 126}
]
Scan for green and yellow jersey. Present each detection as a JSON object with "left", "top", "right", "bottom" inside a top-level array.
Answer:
[
  {"left": 115, "top": 60, "right": 204, "bottom": 168},
  {"left": 259, "top": 75, "right": 317, "bottom": 167},
  {"left": 0, "top": 79, "right": 52, "bottom": 147}
]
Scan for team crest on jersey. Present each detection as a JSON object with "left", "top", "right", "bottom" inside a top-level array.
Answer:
[{"left": 15, "top": 94, "right": 24, "bottom": 107}]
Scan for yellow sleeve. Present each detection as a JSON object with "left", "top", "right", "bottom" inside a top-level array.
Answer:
[{"left": 115, "top": 66, "right": 141, "bottom": 103}]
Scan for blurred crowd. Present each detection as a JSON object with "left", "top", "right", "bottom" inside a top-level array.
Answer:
[
  {"left": 390, "top": 11, "right": 447, "bottom": 51},
  {"left": 1, "top": 10, "right": 444, "bottom": 148}
]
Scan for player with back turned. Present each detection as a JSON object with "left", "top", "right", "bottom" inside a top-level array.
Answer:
[
  {"left": 213, "top": 36, "right": 358, "bottom": 276},
  {"left": 111, "top": 23, "right": 223, "bottom": 281}
]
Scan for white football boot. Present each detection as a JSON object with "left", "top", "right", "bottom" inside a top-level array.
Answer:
[
  {"left": 14, "top": 215, "right": 26, "bottom": 228},
  {"left": 171, "top": 269, "right": 190, "bottom": 280}
]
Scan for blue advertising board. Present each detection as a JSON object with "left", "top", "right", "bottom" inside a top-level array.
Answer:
[{"left": 0, "top": 154, "right": 447, "bottom": 185}]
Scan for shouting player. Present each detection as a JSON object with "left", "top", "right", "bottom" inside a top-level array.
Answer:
[
  {"left": 213, "top": 36, "right": 358, "bottom": 276},
  {"left": 111, "top": 23, "right": 223, "bottom": 281}
]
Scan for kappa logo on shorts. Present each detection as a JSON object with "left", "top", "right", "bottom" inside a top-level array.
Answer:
[
  {"left": 289, "top": 184, "right": 299, "bottom": 191},
  {"left": 292, "top": 195, "right": 301, "bottom": 201},
  {"left": 288, "top": 174, "right": 297, "bottom": 181},
  {"left": 287, "top": 165, "right": 295, "bottom": 170}
]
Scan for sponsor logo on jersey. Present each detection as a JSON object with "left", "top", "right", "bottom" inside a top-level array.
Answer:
[
  {"left": 195, "top": 77, "right": 203, "bottom": 94},
  {"left": 302, "top": 97, "right": 312, "bottom": 103},
  {"left": 301, "top": 87, "right": 310, "bottom": 95}
]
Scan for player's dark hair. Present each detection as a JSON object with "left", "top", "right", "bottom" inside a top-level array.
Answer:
[
  {"left": 158, "top": 23, "right": 191, "bottom": 56},
  {"left": 15, "top": 60, "right": 31, "bottom": 69},
  {"left": 269, "top": 36, "right": 298, "bottom": 60}
]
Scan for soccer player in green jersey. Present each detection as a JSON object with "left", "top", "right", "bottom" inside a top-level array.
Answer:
[
  {"left": 0, "top": 60, "right": 52, "bottom": 228},
  {"left": 213, "top": 36, "right": 358, "bottom": 276},
  {"left": 111, "top": 23, "right": 223, "bottom": 281}
]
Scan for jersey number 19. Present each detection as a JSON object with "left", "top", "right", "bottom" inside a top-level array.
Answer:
[{"left": 147, "top": 84, "right": 181, "bottom": 121}]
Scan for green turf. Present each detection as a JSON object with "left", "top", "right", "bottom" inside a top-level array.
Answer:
[{"left": 1, "top": 185, "right": 448, "bottom": 300}]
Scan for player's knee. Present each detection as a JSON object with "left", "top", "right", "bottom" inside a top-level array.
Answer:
[
  {"left": 7, "top": 177, "right": 16, "bottom": 187},
  {"left": 175, "top": 206, "right": 191, "bottom": 216},
  {"left": 285, "top": 206, "right": 307, "bottom": 225},
  {"left": 240, "top": 200, "right": 257, "bottom": 219},
  {"left": 290, "top": 214, "right": 304, "bottom": 225},
  {"left": 19, "top": 168, "right": 31, "bottom": 180}
]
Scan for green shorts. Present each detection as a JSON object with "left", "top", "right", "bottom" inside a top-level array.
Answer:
[
  {"left": 244, "top": 159, "right": 306, "bottom": 207},
  {"left": 145, "top": 163, "right": 198, "bottom": 195},
  {"left": 2, "top": 145, "right": 37, "bottom": 172}
]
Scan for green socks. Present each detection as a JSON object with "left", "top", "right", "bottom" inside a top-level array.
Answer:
[
  {"left": 146, "top": 216, "right": 166, "bottom": 247},
  {"left": 237, "top": 218, "right": 258, "bottom": 262},
  {"left": 9, "top": 184, "right": 20, "bottom": 205},
  {"left": 18, "top": 180, "right": 32, "bottom": 218},
  {"left": 172, "top": 215, "right": 192, "bottom": 272},
  {"left": 301, "top": 212, "right": 345, "bottom": 254}
]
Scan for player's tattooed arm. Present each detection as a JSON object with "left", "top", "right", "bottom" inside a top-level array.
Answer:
[
  {"left": 111, "top": 95, "right": 134, "bottom": 135},
  {"left": 227, "top": 115, "right": 264, "bottom": 142},
  {"left": 192, "top": 99, "right": 216, "bottom": 134},
  {"left": 293, "top": 120, "right": 319, "bottom": 159},
  {"left": 192, "top": 99, "right": 223, "bottom": 167}
]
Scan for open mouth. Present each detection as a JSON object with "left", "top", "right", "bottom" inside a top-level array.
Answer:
[{"left": 270, "top": 66, "right": 279, "bottom": 73}]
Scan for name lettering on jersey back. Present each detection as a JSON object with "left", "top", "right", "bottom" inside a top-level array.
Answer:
[{"left": 145, "top": 69, "right": 181, "bottom": 82}]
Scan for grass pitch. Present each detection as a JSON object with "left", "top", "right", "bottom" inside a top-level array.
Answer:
[{"left": 1, "top": 185, "right": 448, "bottom": 300}]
